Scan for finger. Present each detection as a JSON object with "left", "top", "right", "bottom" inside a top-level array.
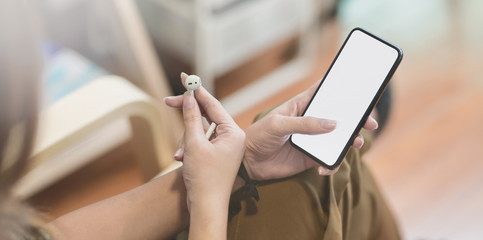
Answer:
[
  {"left": 174, "top": 135, "right": 185, "bottom": 161},
  {"left": 270, "top": 115, "right": 336, "bottom": 137},
  {"left": 182, "top": 91, "right": 205, "bottom": 142},
  {"left": 363, "top": 115, "right": 379, "bottom": 131},
  {"left": 164, "top": 95, "right": 184, "bottom": 109},
  {"left": 194, "top": 86, "right": 235, "bottom": 125},
  {"left": 174, "top": 147, "right": 184, "bottom": 161},
  {"left": 164, "top": 95, "right": 211, "bottom": 122},
  {"left": 352, "top": 133, "right": 364, "bottom": 149}
]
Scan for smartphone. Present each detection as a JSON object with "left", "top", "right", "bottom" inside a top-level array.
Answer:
[{"left": 290, "top": 28, "right": 403, "bottom": 169}]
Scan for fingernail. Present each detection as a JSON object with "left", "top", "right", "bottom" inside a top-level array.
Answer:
[
  {"left": 321, "top": 120, "right": 337, "bottom": 131},
  {"left": 369, "top": 115, "right": 379, "bottom": 129},
  {"left": 163, "top": 96, "right": 172, "bottom": 104},
  {"left": 318, "top": 167, "right": 330, "bottom": 175},
  {"left": 183, "top": 91, "right": 195, "bottom": 109},
  {"left": 180, "top": 72, "right": 188, "bottom": 79}
]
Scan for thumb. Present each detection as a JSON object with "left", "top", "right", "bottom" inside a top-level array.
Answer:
[{"left": 272, "top": 115, "right": 336, "bottom": 137}]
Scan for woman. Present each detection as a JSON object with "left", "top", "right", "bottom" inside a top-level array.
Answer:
[
  {"left": 0, "top": 2, "right": 333, "bottom": 239},
  {"left": 1, "top": 2, "right": 392, "bottom": 239},
  {"left": 0, "top": 2, "right": 246, "bottom": 239}
]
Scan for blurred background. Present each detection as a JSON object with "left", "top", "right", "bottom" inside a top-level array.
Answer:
[{"left": 16, "top": 0, "right": 483, "bottom": 239}]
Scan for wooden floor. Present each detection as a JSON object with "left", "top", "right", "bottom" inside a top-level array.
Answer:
[
  {"left": 30, "top": 1, "right": 483, "bottom": 239},
  {"left": 335, "top": 1, "right": 483, "bottom": 239}
]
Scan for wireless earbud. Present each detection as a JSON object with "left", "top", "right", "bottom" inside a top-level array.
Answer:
[
  {"left": 182, "top": 73, "right": 216, "bottom": 139},
  {"left": 185, "top": 75, "right": 202, "bottom": 93}
]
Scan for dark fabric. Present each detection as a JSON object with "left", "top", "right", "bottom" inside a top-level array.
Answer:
[{"left": 227, "top": 138, "right": 401, "bottom": 240}]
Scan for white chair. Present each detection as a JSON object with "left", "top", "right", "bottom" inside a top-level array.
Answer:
[
  {"left": 14, "top": 76, "right": 180, "bottom": 199},
  {"left": 136, "top": 0, "right": 321, "bottom": 116},
  {"left": 42, "top": 0, "right": 184, "bottom": 141},
  {"left": 14, "top": 0, "right": 186, "bottom": 199}
]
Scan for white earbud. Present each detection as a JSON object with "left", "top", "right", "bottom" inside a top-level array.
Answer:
[
  {"left": 183, "top": 73, "right": 216, "bottom": 139},
  {"left": 185, "top": 75, "right": 202, "bottom": 92}
]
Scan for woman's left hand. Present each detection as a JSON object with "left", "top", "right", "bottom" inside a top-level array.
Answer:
[
  {"left": 165, "top": 74, "right": 245, "bottom": 239},
  {"left": 175, "top": 88, "right": 245, "bottom": 208}
]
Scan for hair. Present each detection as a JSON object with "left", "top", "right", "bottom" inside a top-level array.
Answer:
[{"left": 0, "top": 1, "right": 48, "bottom": 239}]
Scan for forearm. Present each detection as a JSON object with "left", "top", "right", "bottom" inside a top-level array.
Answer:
[
  {"left": 46, "top": 167, "right": 189, "bottom": 240},
  {"left": 187, "top": 175, "right": 244, "bottom": 240}
]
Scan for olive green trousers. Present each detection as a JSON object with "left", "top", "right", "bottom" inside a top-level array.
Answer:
[{"left": 227, "top": 140, "right": 401, "bottom": 240}]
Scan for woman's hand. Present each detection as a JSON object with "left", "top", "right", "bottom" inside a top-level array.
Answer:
[
  {"left": 165, "top": 74, "right": 245, "bottom": 239},
  {"left": 178, "top": 87, "right": 245, "bottom": 207},
  {"left": 243, "top": 80, "right": 379, "bottom": 181}
]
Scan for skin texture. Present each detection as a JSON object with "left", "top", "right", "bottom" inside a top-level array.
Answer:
[{"left": 46, "top": 168, "right": 190, "bottom": 240}]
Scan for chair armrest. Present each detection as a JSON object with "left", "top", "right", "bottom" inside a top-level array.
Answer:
[{"left": 14, "top": 76, "right": 175, "bottom": 198}]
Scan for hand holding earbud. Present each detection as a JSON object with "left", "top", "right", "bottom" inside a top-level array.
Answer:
[{"left": 165, "top": 72, "right": 245, "bottom": 238}]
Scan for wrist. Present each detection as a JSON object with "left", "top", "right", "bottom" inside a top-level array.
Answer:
[
  {"left": 189, "top": 194, "right": 229, "bottom": 214},
  {"left": 189, "top": 197, "right": 228, "bottom": 240},
  {"left": 188, "top": 187, "right": 231, "bottom": 209}
]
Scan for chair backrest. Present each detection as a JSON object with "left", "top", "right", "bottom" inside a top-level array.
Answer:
[{"left": 43, "top": 0, "right": 183, "bottom": 142}]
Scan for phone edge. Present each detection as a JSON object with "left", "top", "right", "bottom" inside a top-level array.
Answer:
[{"left": 289, "top": 27, "right": 404, "bottom": 170}]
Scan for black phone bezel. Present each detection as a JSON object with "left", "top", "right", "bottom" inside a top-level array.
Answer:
[{"left": 289, "top": 27, "right": 403, "bottom": 170}]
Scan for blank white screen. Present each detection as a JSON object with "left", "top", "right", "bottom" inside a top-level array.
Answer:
[{"left": 291, "top": 29, "right": 400, "bottom": 166}]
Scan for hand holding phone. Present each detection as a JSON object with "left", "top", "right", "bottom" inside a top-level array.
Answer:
[{"left": 290, "top": 28, "right": 403, "bottom": 169}]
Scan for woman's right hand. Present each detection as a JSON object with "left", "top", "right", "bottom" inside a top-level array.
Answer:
[{"left": 243, "top": 80, "right": 379, "bottom": 181}]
